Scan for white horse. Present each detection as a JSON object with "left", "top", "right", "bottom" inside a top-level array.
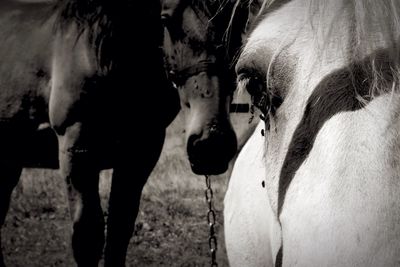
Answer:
[{"left": 225, "top": 0, "right": 400, "bottom": 266}]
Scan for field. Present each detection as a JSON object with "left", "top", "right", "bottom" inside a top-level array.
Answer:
[{"left": 2, "top": 100, "right": 258, "bottom": 267}]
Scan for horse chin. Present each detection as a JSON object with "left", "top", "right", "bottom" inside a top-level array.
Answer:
[{"left": 189, "top": 160, "right": 229, "bottom": 175}]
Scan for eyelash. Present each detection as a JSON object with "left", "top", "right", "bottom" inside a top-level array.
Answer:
[
  {"left": 238, "top": 72, "right": 270, "bottom": 115},
  {"left": 238, "top": 71, "right": 283, "bottom": 124}
]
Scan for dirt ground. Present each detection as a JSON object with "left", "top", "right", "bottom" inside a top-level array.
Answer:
[{"left": 2, "top": 109, "right": 257, "bottom": 267}]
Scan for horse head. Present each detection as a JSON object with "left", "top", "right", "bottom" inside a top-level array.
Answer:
[
  {"left": 231, "top": 0, "right": 400, "bottom": 265},
  {"left": 162, "top": 0, "right": 248, "bottom": 175}
]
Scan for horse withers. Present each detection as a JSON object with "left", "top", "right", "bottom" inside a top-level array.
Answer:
[
  {"left": 225, "top": 0, "right": 400, "bottom": 266},
  {"left": 161, "top": 0, "right": 250, "bottom": 175},
  {"left": 0, "top": 0, "right": 179, "bottom": 266}
]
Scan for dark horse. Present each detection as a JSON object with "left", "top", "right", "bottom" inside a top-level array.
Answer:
[
  {"left": 161, "top": 0, "right": 251, "bottom": 175},
  {"left": 0, "top": 0, "right": 180, "bottom": 266}
]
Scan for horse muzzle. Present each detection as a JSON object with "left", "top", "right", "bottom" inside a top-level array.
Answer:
[{"left": 187, "top": 123, "right": 237, "bottom": 175}]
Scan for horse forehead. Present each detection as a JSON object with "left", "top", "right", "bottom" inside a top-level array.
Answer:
[
  {"left": 241, "top": 0, "right": 360, "bottom": 102},
  {"left": 244, "top": 0, "right": 350, "bottom": 60},
  {"left": 238, "top": 1, "right": 304, "bottom": 75},
  {"left": 246, "top": 1, "right": 303, "bottom": 46}
]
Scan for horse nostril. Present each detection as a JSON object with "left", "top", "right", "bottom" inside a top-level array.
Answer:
[
  {"left": 187, "top": 132, "right": 202, "bottom": 153},
  {"left": 188, "top": 129, "right": 236, "bottom": 157},
  {"left": 209, "top": 124, "right": 218, "bottom": 133}
]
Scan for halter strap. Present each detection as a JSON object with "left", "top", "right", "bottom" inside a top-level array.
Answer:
[{"left": 168, "top": 60, "right": 219, "bottom": 87}]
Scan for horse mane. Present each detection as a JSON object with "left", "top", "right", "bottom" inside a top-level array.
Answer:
[
  {"left": 189, "top": 0, "right": 236, "bottom": 19},
  {"left": 56, "top": 0, "right": 104, "bottom": 25},
  {"left": 53, "top": 0, "right": 121, "bottom": 71},
  {"left": 54, "top": 0, "right": 161, "bottom": 72},
  {"left": 307, "top": 0, "right": 400, "bottom": 98},
  {"left": 229, "top": 0, "right": 278, "bottom": 34},
  {"left": 172, "top": 0, "right": 249, "bottom": 66},
  {"left": 226, "top": 0, "right": 276, "bottom": 68},
  {"left": 53, "top": 0, "right": 133, "bottom": 35},
  {"left": 191, "top": 0, "right": 251, "bottom": 68}
]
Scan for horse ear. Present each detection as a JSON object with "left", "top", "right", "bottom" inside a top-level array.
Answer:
[{"left": 161, "top": 0, "right": 182, "bottom": 20}]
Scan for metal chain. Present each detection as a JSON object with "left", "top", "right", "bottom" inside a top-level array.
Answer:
[{"left": 204, "top": 175, "right": 218, "bottom": 267}]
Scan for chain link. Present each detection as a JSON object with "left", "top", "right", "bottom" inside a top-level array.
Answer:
[{"left": 204, "top": 175, "right": 218, "bottom": 267}]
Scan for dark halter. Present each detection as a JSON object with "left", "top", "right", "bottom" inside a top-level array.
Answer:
[{"left": 168, "top": 60, "right": 220, "bottom": 87}]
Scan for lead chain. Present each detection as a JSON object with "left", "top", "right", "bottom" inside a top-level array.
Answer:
[{"left": 205, "top": 175, "right": 218, "bottom": 267}]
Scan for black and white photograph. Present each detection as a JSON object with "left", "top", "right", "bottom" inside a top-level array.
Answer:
[{"left": 0, "top": 0, "right": 400, "bottom": 266}]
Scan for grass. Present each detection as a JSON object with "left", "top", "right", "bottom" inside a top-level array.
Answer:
[{"left": 2, "top": 104, "right": 257, "bottom": 267}]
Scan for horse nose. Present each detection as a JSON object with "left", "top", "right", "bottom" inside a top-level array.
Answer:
[
  {"left": 187, "top": 131, "right": 203, "bottom": 153},
  {"left": 187, "top": 126, "right": 237, "bottom": 175}
]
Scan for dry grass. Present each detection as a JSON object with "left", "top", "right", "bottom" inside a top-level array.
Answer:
[{"left": 2, "top": 100, "right": 257, "bottom": 267}]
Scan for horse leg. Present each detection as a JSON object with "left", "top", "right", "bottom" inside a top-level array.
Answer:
[
  {"left": 104, "top": 130, "right": 166, "bottom": 267},
  {"left": 57, "top": 123, "right": 104, "bottom": 267},
  {"left": 0, "top": 164, "right": 22, "bottom": 267}
]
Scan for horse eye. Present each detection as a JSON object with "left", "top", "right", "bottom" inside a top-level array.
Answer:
[
  {"left": 246, "top": 75, "right": 265, "bottom": 97},
  {"left": 238, "top": 72, "right": 269, "bottom": 114}
]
